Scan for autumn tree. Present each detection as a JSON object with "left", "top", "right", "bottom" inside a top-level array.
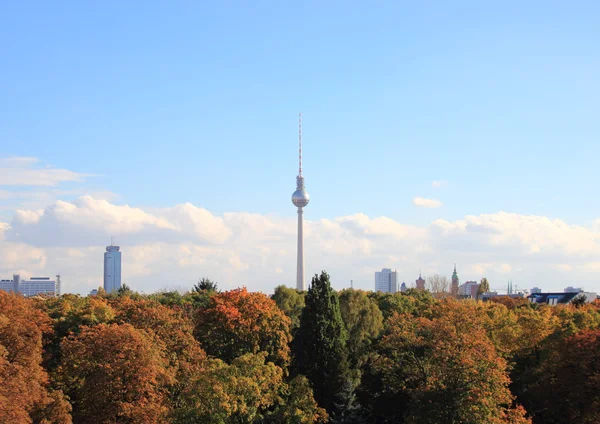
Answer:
[
  {"left": 38, "top": 295, "right": 116, "bottom": 371},
  {"left": 527, "top": 328, "right": 600, "bottom": 423},
  {"left": 0, "top": 291, "right": 71, "bottom": 423},
  {"left": 368, "top": 289, "right": 436, "bottom": 319},
  {"left": 176, "top": 352, "right": 283, "bottom": 423},
  {"left": 272, "top": 285, "right": 305, "bottom": 330},
  {"left": 57, "top": 323, "right": 174, "bottom": 424},
  {"left": 363, "top": 300, "right": 530, "bottom": 423},
  {"left": 269, "top": 375, "right": 329, "bottom": 424},
  {"left": 111, "top": 297, "right": 207, "bottom": 412},
  {"left": 293, "top": 271, "right": 349, "bottom": 414},
  {"left": 195, "top": 287, "right": 292, "bottom": 368},
  {"left": 338, "top": 289, "right": 383, "bottom": 367}
]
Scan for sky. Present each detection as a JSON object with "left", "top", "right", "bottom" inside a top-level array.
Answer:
[{"left": 1, "top": 1, "right": 600, "bottom": 295}]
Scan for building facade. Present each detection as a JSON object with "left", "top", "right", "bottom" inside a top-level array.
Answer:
[
  {"left": 0, "top": 274, "right": 60, "bottom": 297},
  {"left": 375, "top": 268, "right": 398, "bottom": 293},
  {"left": 458, "top": 280, "right": 480, "bottom": 298},
  {"left": 528, "top": 291, "right": 597, "bottom": 306},
  {"left": 104, "top": 245, "right": 122, "bottom": 294},
  {"left": 564, "top": 286, "right": 583, "bottom": 293}
]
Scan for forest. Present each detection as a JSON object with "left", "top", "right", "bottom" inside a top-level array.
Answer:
[{"left": 1, "top": 271, "right": 599, "bottom": 424}]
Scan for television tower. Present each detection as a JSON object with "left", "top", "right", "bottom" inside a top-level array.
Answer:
[{"left": 291, "top": 113, "right": 310, "bottom": 291}]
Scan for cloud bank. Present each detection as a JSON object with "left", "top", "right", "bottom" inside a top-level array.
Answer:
[{"left": 2, "top": 196, "right": 600, "bottom": 295}]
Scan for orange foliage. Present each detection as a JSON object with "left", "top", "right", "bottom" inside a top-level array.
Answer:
[
  {"left": 58, "top": 323, "right": 174, "bottom": 424},
  {"left": 530, "top": 328, "right": 600, "bottom": 423},
  {"left": 376, "top": 300, "right": 531, "bottom": 423},
  {"left": 489, "top": 296, "right": 529, "bottom": 309},
  {"left": 0, "top": 291, "right": 71, "bottom": 423},
  {"left": 195, "top": 287, "right": 292, "bottom": 368}
]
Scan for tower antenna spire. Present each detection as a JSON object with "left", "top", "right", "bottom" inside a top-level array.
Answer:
[{"left": 298, "top": 112, "right": 302, "bottom": 176}]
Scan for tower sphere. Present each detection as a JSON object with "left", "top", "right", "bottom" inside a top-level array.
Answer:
[{"left": 292, "top": 189, "right": 310, "bottom": 207}]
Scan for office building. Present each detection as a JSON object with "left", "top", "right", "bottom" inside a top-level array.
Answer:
[
  {"left": 400, "top": 282, "right": 407, "bottom": 292},
  {"left": 564, "top": 286, "right": 583, "bottom": 293},
  {"left": 0, "top": 274, "right": 60, "bottom": 297},
  {"left": 104, "top": 243, "right": 122, "bottom": 294},
  {"left": 375, "top": 268, "right": 398, "bottom": 293},
  {"left": 531, "top": 287, "right": 542, "bottom": 294},
  {"left": 458, "top": 280, "right": 480, "bottom": 298}
]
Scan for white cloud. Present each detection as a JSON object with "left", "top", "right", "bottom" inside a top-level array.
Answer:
[
  {"left": 432, "top": 180, "right": 447, "bottom": 188},
  {"left": 0, "top": 156, "right": 92, "bottom": 187},
  {"left": 3, "top": 197, "right": 600, "bottom": 295},
  {"left": 413, "top": 197, "right": 442, "bottom": 208}
]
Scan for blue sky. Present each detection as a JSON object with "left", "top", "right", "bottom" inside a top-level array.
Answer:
[{"left": 1, "top": 2, "right": 600, "bottom": 294}]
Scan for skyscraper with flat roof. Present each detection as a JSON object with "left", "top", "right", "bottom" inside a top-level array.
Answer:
[
  {"left": 375, "top": 268, "right": 397, "bottom": 293},
  {"left": 104, "top": 243, "right": 122, "bottom": 294}
]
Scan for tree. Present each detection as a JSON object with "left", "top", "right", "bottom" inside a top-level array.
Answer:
[
  {"left": 570, "top": 293, "right": 587, "bottom": 308},
  {"left": 0, "top": 291, "right": 71, "bottom": 423},
  {"left": 338, "top": 289, "right": 383, "bottom": 367},
  {"left": 293, "top": 271, "right": 349, "bottom": 414},
  {"left": 272, "top": 285, "right": 305, "bottom": 330},
  {"left": 195, "top": 288, "right": 292, "bottom": 368},
  {"left": 365, "top": 300, "right": 531, "bottom": 423},
  {"left": 193, "top": 278, "right": 218, "bottom": 293},
  {"left": 57, "top": 323, "right": 174, "bottom": 424},
  {"left": 269, "top": 375, "right": 329, "bottom": 424},
  {"left": 425, "top": 274, "right": 449, "bottom": 299},
  {"left": 112, "top": 297, "right": 207, "bottom": 412},
  {"left": 117, "top": 283, "right": 133, "bottom": 297},
  {"left": 527, "top": 328, "right": 600, "bottom": 423},
  {"left": 38, "top": 295, "right": 116, "bottom": 372},
  {"left": 175, "top": 352, "right": 283, "bottom": 423},
  {"left": 478, "top": 277, "right": 490, "bottom": 299}
]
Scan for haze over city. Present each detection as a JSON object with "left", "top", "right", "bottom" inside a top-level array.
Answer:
[{"left": 1, "top": 1, "right": 600, "bottom": 295}]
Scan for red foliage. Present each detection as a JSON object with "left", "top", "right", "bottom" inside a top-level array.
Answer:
[{"left": 195, "top": 287, "right": 292, "bottom": 368}]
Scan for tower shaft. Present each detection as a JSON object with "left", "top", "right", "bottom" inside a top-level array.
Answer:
[{"left": 296, "top": 208, "right": 305, "bottom": 291}]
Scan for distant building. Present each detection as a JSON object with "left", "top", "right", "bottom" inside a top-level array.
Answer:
[
  {"left": 104, "top": 243, "right": 122, "bottom": 294},
  {"left": 528, "top": 291, "right": 597, "bottom": 306},
  {"left": 531, "top": 287, "right": 542, "bottom": 294},
  {"left": 0, "top": 274, "right": 61, "bottom": 297},
  {"left": 89, "top": 289, "right": 99, "bottom": 297},
  {"left": 451, "top": 264, "right": 459, "bottom": 296},
  {"left": 400, "top": 282, "right": 408, "bottom": 292},
  {"left": 458, "top": 280, "right": 480, "bottom": 299},
  {"left": 415, "top": 272, "right": 426, "bottom": 290},
  {"left": 375, "top": 268, "right": 398, "bottom": 293},
  {"left": 564, "top": 286, "right": 583, "bottom": 293}
]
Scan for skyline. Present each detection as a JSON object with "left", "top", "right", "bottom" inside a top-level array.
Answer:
[{"left": 1, "top": 2, "right": 600, "bottom": 294}]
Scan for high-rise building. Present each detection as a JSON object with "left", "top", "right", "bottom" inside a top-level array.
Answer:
[
  {"left": 564, "top": 286, "right": 583, "bottom": 293},
  {"left": 451, "top": 264, "right": 459, "bottom": 296},
  {"left": 531, "top": 287, "right": 542, "bottom": 294},
  {"left": 415, "top": 272, "right": 426, "bottom": 290},
  {"left": 291, "top": 114, "right": 310, "bottom": 291},
  {"left": 400, "top": 282, "right": 408, "bottom": 292},
  {"left": 458, "top": 280, "right": 480, "bottom": 298},
  {"left": 375, "top": 268, "right": 397, "bottom": 293},
  {"left": 104, "top": 243, "right": 122, "bottom": 294},
  {"left": 0, "top": 274, "right": 60, "bottom": 296}
]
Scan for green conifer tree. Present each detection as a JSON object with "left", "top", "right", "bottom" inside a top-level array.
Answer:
[{"left": 292, "top": 271, "right": 349, "bottom": 414}]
